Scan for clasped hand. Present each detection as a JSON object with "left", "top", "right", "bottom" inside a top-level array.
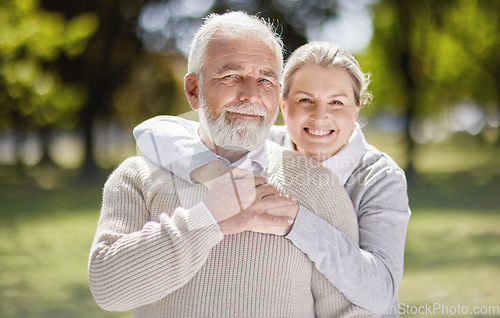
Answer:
[{"left": 192, "top": 161, "right": 299, "bottom": 235}]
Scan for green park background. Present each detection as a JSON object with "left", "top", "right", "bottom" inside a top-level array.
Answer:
[{"left": 1, "top": 0, "right": 499, "bottom": 317}]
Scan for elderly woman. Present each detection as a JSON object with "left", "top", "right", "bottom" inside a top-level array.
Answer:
[{"left": 134, "top": 41, "right": 410, "bottom": 316}]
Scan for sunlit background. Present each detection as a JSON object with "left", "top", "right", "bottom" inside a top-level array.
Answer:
[{"left": 1, "top": 0, "right": 499, "bottom": 317}]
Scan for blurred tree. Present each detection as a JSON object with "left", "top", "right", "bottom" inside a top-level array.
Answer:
[
  {"left": 127, "top": 0, "right": 341, "bottom": 124},
  {"left": 2, "top": 0, "right": 342, "bottom": 176},
  {"left": 4, "top": 0, "right": 499, "bottom": 181},
  {"left": 40, "top": 0, "right": 145, "bottom": 177},
  {"left": 36, "top": 0, "right": 340, "bottom": 176},
  {"left": 360, "top": 0, "right": 500, "bottom": 179},
  {"left": 0, "top": 0, "right": 98, "bottom": 167},
  {"left": 135, "top": 0, "right": 340, "bottom": 58}
]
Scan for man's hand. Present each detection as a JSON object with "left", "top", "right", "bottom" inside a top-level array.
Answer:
[
  {"left": 216, "top": 190, "right": 298, "bottom": 235},
  {"left": 202, "top": 167, "right": 261, "bottom": 223},
  {"left": 249, "top": 201, "right": 299, "bottom": 235},
  {"left": 195, "top": 160, "right": 297, "bottom": 235}
]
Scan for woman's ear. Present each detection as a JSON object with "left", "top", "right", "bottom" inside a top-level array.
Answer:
[
  {"left": 279, "top": 96, "right": 287, "bottom": 117},
  {"left": 184, "top": 74, "right": 200, "bottom": 110},
  {"left": 354, "top": 99, "right": 362, "bottom": 120}
]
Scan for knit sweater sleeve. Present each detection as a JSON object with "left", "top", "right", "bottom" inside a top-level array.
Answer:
[
  {"left": 133, "top": 115, "right": 219, "bottom": 183},
  {"left": 287, "top": 161, "right": 410, "bottom": 314},
  {"left": 88, "top": 157, "right": 223, "bottom": 311}
]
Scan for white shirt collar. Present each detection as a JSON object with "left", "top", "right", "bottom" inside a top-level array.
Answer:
[
  {"left": 194, "top": 125, "right": 268, "bottom": 172},
  {"left": 283, "top": 122, "right": 367, "bottom": 185},
  {"left": 320, "top": 122, "right": 366, "bottom": 185},
  {"left": 230, "top": 142, "right": 267, "bottom": 172}
]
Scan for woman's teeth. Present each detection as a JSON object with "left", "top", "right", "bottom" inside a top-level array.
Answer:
[{"left": 305, "top": 128, "right": 334, "bottom": 136}]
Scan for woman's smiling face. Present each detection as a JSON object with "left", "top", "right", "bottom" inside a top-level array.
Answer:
[{"left": 280, "top": 65, "right": 361, "bottom": 161}]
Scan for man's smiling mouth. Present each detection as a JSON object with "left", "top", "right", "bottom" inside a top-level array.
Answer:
[{"left": 227, "top": 111, "right": 262, "bottom": 120}]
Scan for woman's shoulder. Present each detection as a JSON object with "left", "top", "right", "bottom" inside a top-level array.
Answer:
[
  {"left": 365, "top": 144, "right": 402, "bottom": 170},
  {"left": 353, "top": 142, "right": 407, "bottom": 186}
]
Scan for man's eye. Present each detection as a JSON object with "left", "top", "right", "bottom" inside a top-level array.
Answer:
[
  {"left": 299, "top": 98, "right": 312, "bottom": 103},
  {"left": 330, "top": 100, "right": 343, "bottom": 105},
  {"left": 260, "top": 77, "right": 276, "bottom": 83},
  {"left": 259, "top": 78, "right": 277, "bottom": 87}
]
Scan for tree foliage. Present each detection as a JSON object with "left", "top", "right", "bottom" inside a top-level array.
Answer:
[
  {"left": 358, "top": 0, "right": 500, "bottom": 176},
  {"left": 0, "top": 0, "right": 98, "bottom": 130},
  {"left": 361, "top": 0, "right": 499, "bottom": 115},
  {"left": 1, "top": 0, "right": 499, "bottom": 174}
]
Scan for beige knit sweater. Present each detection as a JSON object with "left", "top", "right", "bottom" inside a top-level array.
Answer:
[{"left": 89, "top": 142, "right": 369, "bottom": 317}]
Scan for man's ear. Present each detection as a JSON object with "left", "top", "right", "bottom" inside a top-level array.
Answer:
[{"left": 184, "top": 74, "right": 200, "bottom": 110}]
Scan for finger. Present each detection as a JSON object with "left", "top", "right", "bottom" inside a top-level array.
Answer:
[
  {"left": 253, "top": 176, "right": 267, "bottom": 187},
  {"left": 259, "top": 213, "right": 294, "bottom": 227},
  {"left": 255, "top": 184, "right": 280, "bottom": 199},
  {"left": 232, "top": 175, "right": 267, "bottom": 191},
  {"left": 260, "top": 194, "right": 297, "bottom": 207}
]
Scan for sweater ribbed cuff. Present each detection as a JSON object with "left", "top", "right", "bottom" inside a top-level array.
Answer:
[
  {"left": 185, "top": 202, "right": 218, "bottom": 231},
  {"left": 286, "top": 205, "right": 327, "bottom": 253}
]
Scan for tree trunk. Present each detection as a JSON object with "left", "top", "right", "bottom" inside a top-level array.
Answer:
[
  {"left": 395, "top": 0, "right": 417, "bottom": 183},
  {"left": 78, "top": 0, "right": 123, "bottom": 181},
  {"left": 37, "top": 126, "right": 57, "bottom": 167},
  {"left": 80, "top": 110, "right": 100, "bottom": 181}
]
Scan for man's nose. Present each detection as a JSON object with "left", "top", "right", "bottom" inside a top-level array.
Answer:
[{"left": 238, "top": 79, "right": 260, "bottom": 102}]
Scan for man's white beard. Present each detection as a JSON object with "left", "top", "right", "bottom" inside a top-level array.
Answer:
[{"left": 198, "top": 95, "right": 278, "bottom": 152}]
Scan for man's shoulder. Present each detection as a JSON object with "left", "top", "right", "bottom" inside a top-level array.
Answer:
[
  {"left": 110, "top": 155, "right": 176, "bottom": 184},
  {"left": 116, "top": 155, "right": 159, "bottom": 171}
]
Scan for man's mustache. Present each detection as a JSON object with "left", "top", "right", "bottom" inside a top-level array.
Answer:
[{"left": 221, "top": 102, "right": 268, "bottom": 118}]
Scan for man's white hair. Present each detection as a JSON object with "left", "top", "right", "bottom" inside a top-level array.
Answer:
[{"left": 187, "top": 11, "right": 284, "bottom": 82}]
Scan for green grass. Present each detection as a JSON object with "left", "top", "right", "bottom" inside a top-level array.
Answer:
[
  {"left": 1, "top": 139, "right": 499, "bottom": 317},
  {"left": 395, "top": 139, "right": 500, "bottom": 317},
  {"left": 0, "top": 169, "right": 131, "bottom": 318},
  {"left": 399, "top": 208, "right": 500, "bottom": 317}
]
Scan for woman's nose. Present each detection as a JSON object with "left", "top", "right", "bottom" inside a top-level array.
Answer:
[{"left": 311, "top": 103, "right": 328, "bottom": 121}]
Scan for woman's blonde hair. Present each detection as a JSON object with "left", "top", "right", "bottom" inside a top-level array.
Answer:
[{"left": 282, "top": 41, "right": 372, "bottom": 107}]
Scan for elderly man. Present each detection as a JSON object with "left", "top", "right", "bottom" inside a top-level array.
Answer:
[{"left": 89, "top": 11, "right": 366, "bottom": 317}]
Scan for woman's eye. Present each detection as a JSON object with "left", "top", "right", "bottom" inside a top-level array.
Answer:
[{"left": 299, "top": 98, "right": 312, "bottom": 103}]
